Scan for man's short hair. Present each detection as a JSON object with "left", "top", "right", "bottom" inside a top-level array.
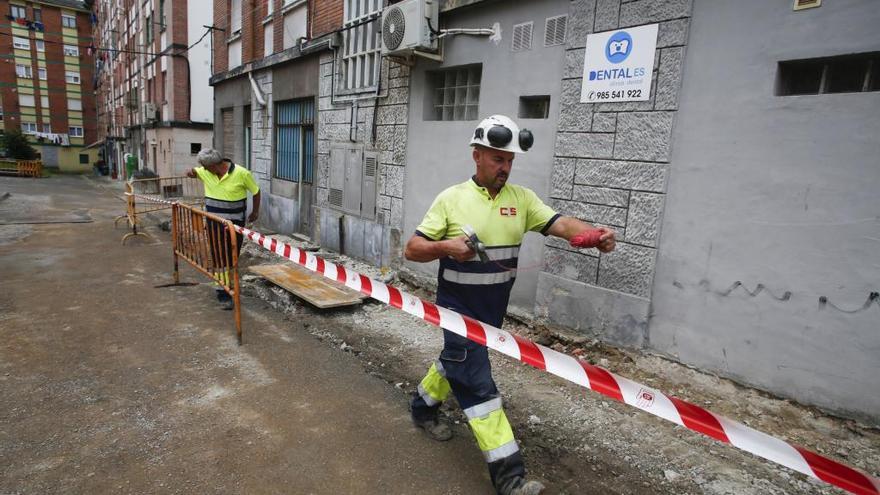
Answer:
[{"left": 197, "top": 148, "right": 223, "bottom": 166}]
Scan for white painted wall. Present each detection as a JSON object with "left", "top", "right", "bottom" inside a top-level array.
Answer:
[{"left": 187, "top": 0, "right": 214, "bottom": 123}]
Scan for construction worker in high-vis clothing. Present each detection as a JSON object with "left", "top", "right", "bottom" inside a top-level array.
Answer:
[
  {"left": 186, "top": 148, "right": 261, "bottom": 309},
  {"left": 405, "top": 115, "right": 617, "bottom": 495}
]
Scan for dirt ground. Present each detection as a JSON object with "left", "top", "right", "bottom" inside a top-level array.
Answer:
[{"left": 1, "top": 175, "right": 878, "bottom": 495}]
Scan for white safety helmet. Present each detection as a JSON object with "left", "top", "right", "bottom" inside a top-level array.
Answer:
[{"left": 469, "top": 114, "right": 534, "bottom": 154}]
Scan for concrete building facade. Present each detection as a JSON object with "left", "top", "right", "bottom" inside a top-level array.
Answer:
[
  {"left": 92, "top": 0, "right": 213, "bottom": 179},
  {"left": 207, "top": 0, "right": 879, "bottom": 424},
  {"left": 0, "top": 0, "right": 99, "bottom": 171}
]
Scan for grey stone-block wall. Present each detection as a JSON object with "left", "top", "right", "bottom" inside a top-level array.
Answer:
[
  {"left": 314, "top": 53, "right": 411, "bottom": 266},
  {"left": 537, "top": 0, "right": 691, "bottom": 346},
  {"left": 249, "top": 70, "right": 274, "bottom": 188}
]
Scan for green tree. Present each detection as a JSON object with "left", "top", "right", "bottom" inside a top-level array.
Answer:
[{"left": 2, "top": 128, "right": 38, "bottom": 160}]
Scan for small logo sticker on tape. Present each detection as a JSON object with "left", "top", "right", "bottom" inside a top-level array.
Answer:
[{"left": 636, "top": 388, "right": 655, "bottom": 408}]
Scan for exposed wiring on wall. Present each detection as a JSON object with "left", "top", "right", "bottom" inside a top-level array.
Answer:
[
  {"left": 819, "top": 292, "right": 880, "bottom": 313},
  {"left": 677, "top": 279, "right": 879, "bottom": 313},
  {"left": 698, "top": 280, "right": 793, "bottom": 301}
]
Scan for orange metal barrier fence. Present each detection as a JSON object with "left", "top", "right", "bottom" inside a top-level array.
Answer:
[
  {"left": 116, "top": 175, "right": 204, "bottom": 244},
  {"left": 0, "top": 160, "right": 42, "bottom": 178},
  {"left": 171, "top": 202, "right": 243, "bottom": 344},
  {"left": 17, "top": 160, "right": 43, "bottom": 178}
]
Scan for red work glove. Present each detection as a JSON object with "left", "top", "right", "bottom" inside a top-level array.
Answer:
[{"left": 570, "top": 228, "right": 607, "bottom": 249}]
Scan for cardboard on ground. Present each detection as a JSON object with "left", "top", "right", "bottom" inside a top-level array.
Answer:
[{"left": 249, "top": 263, "right": 366, "bottom": 309}]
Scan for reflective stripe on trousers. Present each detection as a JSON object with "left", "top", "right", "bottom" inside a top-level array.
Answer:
[
  {"left": 205, "top": 197, "right": 246, "bottom": 210},
  {"left": 417, "top": 361, "right": 450, "bottom": 407},
  {"left": 466, "top": 246, "right": 520, "bottom": 262},
  {"left": 442, "top": 269, "right": 515, "bottom": 285},
  {"left": 464, "top": 396, "right": 520, "bottom": 463}
]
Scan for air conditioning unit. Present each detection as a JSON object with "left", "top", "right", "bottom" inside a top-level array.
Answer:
[
  {"left": 143, "top": 102, "right": 158, "bottom": 122},
  {"left": 380, "top": 0, "right": 438, "bottom": 56}
]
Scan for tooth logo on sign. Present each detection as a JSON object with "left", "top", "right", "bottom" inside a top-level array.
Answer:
[{"left": 605, "top": 31, "right": 633, "bottom": 64}]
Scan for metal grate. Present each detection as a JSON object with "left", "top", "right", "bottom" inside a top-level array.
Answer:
[
  {"left": 275, "top": 99, "right": 315, "bottom": 183},
  {"left": 329, "top": 188, "right": 344, "bottom": 207},
  {"left": 342, "top": 0, "right": 382, "bottom": 92},
  {"left": 364, "top": 155, "right": 377, "bottom": 177},
  {"left": 382, "top": 6, "right": 406, "bottom": 51},
  {"left": 512, "top": 22, "right": 533, "bottom": 52},
  {"left": 544, "top": 15, "right": 567, "bottom": 47}
]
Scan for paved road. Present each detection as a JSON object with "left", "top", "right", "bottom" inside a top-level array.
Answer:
[{"left": 0, "top": 176, "right": 490, "bottom": 494}]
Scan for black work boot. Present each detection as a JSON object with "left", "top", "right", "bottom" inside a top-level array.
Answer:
[
  {"left": 216, "top": 290, "right": 234, "bottom": 310},
  {"left": 505, "top": 479, "right": 545, "bottom": 495},
  {"left": 412, "top": 415, "right": 453, "bottom": 441}
]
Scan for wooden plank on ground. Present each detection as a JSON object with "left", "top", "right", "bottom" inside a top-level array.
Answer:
[{"left": 249, "top": 263, "right": 366, "bottom": 309}]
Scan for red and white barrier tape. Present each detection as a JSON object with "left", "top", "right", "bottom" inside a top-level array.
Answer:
[
  {"left": 126, "top": 192, "right": 176, "bottom": 205},
  {"left": 124, "top": 191, "right": 878, "bottom": 494},
  {"left": 233, "top": 225, "right": 878, "bottom": 495}
]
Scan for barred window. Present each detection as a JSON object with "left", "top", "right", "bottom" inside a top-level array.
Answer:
[
  {"left": 776, "top": 52, "right": 880, "bottom": 95},
  {"left": 275, "top": 99, "right": 315, "bottom": 183},
  {"left": 427, "top": 65, "right": 481, "bottom": 121},
  {"left": 341, "top": 0, "right": 382, "bottom": 92}
]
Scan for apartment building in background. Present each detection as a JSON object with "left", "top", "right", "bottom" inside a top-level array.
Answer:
[
  {"left": 0, "top": 0, "right": 98, "bottom": 171},
  {"left": 92, "top": 0, "right": 212, "bottom": 178}
]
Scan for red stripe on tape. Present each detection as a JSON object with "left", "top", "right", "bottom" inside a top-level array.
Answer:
[
  {"left": 359, "top": 275, "right": 372, "bottom": 297},
  {"left": 388, "top": 286, "right": 403, "bottom": 309},
  {"left": 316, "top": 257, "right": 325, "bottom": 275},
  {"left": 463, "top": 316, "right": 487, "bottom": 347},
  {"left": 298, "top": 249, "right": 306, "bottom": 265},
  {"left": 513, "top": 334, "right": 546, "bottom": 370},
  {"left": 422, "top": 301, "right": 441, "bottom": 326},
  {"left": 580, "top": 362, "right": 625, "bottom": 402},
  {"left": 670, "top": 397, "right": 730, "bottom": 443},
  {"left": 336, "top": 267, "right": 346, "bottom": 284},
  {"left": 269, "top": 239, "right": 277, "bottom": 252},
  {"left": 796, "top": 447, "right": 880, "bottom": 495},
  {"left": 283, "top": 243, "right": 291, "bottom": 259}
]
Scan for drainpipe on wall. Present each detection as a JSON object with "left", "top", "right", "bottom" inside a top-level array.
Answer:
[{"left": 249, "top": 72, "right": 266, "bottom": 108}]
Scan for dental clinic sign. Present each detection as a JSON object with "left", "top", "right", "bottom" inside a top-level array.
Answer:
[{"left": 580, "top": 24, "right": 658, "bottom": 103}]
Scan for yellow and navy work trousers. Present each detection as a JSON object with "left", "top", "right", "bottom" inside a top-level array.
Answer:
[
  {"left": 411, "top": 331, "right": 525, "bottom": 494},
  {"left": 207, "top": 218, "right": 244, "bottom": 290}
]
